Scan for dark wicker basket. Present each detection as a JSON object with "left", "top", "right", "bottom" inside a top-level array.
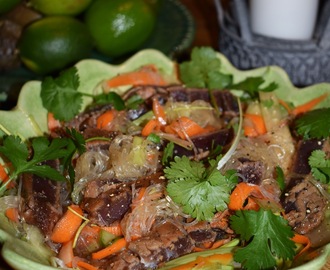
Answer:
[{"left": 215, "top": 0, "right": 330, "bottom": 86}]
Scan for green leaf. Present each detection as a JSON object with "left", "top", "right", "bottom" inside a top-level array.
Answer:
[
  {"left": 0, "top": 135, "right": 73, "bottom": 182},
  {"left": 165, "top": 155, "right": 234, "bottom": 221},
  {"left": 275, "top": 166, "right": 285, "bottom": 191},
  {"left": 230, "top": 210, "right": 295, "bottom": 270},
  {"left": 309, "top": 150, "right": 330, "bottom": 184},
  {"left": 295, "top": 108, "right": 330, "bottom": 139},
  {"left": 229, "top": 77, "right": 277, "bottom": 99},
  {"left": 40, "top": 67, "right": 83, "bottom": 121},
  {"left": 179, "top": 47, "right": 223, "bottom": 88},
  {"left": 94, "top": 92, "right": 126, "bottom": 110}
]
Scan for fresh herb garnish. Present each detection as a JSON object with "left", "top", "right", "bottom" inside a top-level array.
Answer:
[
  {"left": 295, "top": 108, "right": 330, "bottom": 139},
  {"left": 179, "top": 47, "right": 277, "bottom": 98},
  {"left": 162, "top": 142, "right": 174, "bottom": 166},
  {"left": 230, "top": 209, "right": 295, "bottom": 270},
  {"left": 40, "top": 67, "right": 131, "bottom": 121},
  {"left": 309, "top": 150, "right": 330, "bottom": 183},
  {"left": 93, "top": 92, "right": 125, "bottom": 110},
  {"left": 0, "top": 133, "right": 86, "bottom": 195},
  {"left": 275, "top": 166, "right": 285, "bottom": 191},
  {"left": 165, "top": 155, "right": 237, "bottom": 221},
  {"left": 41, "top": 67, "right": 82, "bottom": 121}
]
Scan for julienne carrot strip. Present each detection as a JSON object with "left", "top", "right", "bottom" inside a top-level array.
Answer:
[
  {"left": 168, "top": 116, "right": 213, "bottom": 140},
  {"left": 141, "top": 119, "right": 162, "bottom": 137},
  {"left": 76, "top": 260, "right": 99, "bottom": 270},
  {"left": 291, "top": 93, "right": 328, "bottom": 116},
  {"left": 58, "top": 240, "right": 74, "bottom": 268},
  {"left": 47, "top": 112, "right": 61, "bottom": 131},
  {"left": 0, "top": 163, "right": 9, "bottom": 183},
  {"left": 243, "top": 113, "right": 267, "bottom": 137},
  {"left": 152, "top": 97, "right": 167, "bottom": 125},
  {"left": 96, "top": 110, "right": 116, "bottom": 129},
  {"left": 280, "top": 93, "right": 328, "bottom": 116},
  {"left": 291, "top": 233, "right": 311, "bottom": 257},
  {"left": 100, "top": 223, "right": 123, "bottom": 237},
  {"left": 170, "top": 253, "right": 233, "bottom": 270},
  {"left": 5, "top": 207, "right": 19, "bottom": 223},
  {"left": 228, "top": 182, "right": 263, "bottom": 211},
  {"left": 51, "top": 204, "right": 84, "bottom": 243},
  {"left": 92, "top": 237, "right": 127, "bottom": 260},
  {"left": 193, "top": 239, "right": 229, "bottom": 252},
  {"left": 278, "top": 99, "right": 293, "bottom": 114},
  {"left": 104, "top": 65, "right": 166, "bottom": 89}
]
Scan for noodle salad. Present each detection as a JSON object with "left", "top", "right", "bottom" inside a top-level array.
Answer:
[{"left": 0, "top": 47, "right": 329, "bottom": 270}]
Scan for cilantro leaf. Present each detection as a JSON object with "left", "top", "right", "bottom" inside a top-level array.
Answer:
[
  {"left": 94, "top": 92, "right": 126, "bottom": 110},
  {"left": 165, "top": 155, "right": 235, "bottom": 220},
  {"left": 41, "top": 67, "right": 83, "bottom": 121},
  {"left": 179, "top": 47, "right": 226, "bottom": 89},
  {"left": 179, "top": 47, "right": 277, "bottom": 97},
  {"left": 0, "top": 136, "right": 69, "bottom": 182},
  {"left": 308, "top": 150, "right": 330, "bottom": 183},
  {"left": 229, "top": 77, "right": 277, "bottom": 99},
  {"left": 295, "top": 108, "right": 330, "bottom": 139},
  {"left": 230, "top": 210, "right": 295, "bottom": 270}
]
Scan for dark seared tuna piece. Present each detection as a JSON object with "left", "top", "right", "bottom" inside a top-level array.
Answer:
[
  {"left": 291, "top": 139, "right": 324, "bottom": 175},
  {"left": 172, "top": 127, "right": 234, "bottom": 159},
  {"left": 106, "top": 221, "right": 195, "bottom": 270},
  {"left": 281, "top": 176, "right": 328, "bottom": 234},
  {"left": 20, "top": 160, "right": 68, "bottom": 237},
  {"left": 235, "top": 157, "right": 264, "bottom": 185},
  {"left": 81, "top": 185, "right": 132, "bottom": 226}
]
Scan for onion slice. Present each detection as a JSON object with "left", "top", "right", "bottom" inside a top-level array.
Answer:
[{"left": 217, "top": 98, "right": 243, "bottom": 170}]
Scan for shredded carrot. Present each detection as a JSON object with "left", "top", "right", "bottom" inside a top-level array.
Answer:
[
  {"left": 92, "top": 237, "right": 127, "bottom": 260},
  {"left": 47, "top": 112, "right": 61, "bottom": 131},
  {"left": 141, "top": 119, "right": 162, "bottom": 137},
  {"left": 100, "top": 223, "right": 123, "bottom": 237},
  {"left": 5, "top": 207, "right": 19, "bottom": 223},
  {"left": 152, "top": 97, "right": 167, "bottom": 125},
  {"left": 104, "top": 65, "right": 166, "bottom": 89},
  {"left": 135, "top": 187, "right": 146, "bottom": 202},
  {"left": 170, "top": 253, "right": 233, "bottom": 270},
  {"left": 168, "top": 116, "right": 214, "bottom": 140},
  {"left": 291, "top": 93, "right": 328, "bottom": 116},
  {"left": 244, "top": 113, "right": 267, "bottom": 137},
  {"left": 194, "top": 239, "right": 229, "bottom": 252},
  {"left": 51, "top": 204, "right": 84, "bottom": 243},
  {"left": 77, "top": 260, "right": 99, "bottom": 270},
  {"left": 58, "top": 240, "right": 74, "bottom": 267},
  {"left": 279, "top": 99, "right": 293, "bottom": 114},
  {"left": 228, "top": 182, "right": 263, "bottom": 211},
  {"left": 0, "top": 163, "right": 9, "bottom": 183},
  {"left": 292, "top": 233, "right": 311, "bottom": 257},
  {"left": 96, "top": 110, "right": 116, "bottom": 129}
]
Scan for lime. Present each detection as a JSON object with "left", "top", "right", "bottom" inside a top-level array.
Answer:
[
  {"left": 84, "top": 0, "right": 156, "bottom": 58},
  {"left": 0, "top": 0, "right": 20, "bottom": 14},
  {"left": 29, "top": 0, "right": 92, "bottom": 16},
  {"left": 18, "top": 16, "right": 93, "bottom": 75}
]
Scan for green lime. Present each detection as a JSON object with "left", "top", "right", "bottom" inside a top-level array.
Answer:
[
  {"left": 84, "top": 0, "right": 156, "bottom": 58},
  {"left": 0, "top": 0, "right": 20, "bottom": 14},
  {"left": 29, "top": 0, "right": 92, "bottom": 16},
  {"left": 18, "top": 16, "right": 93, "bottom": 75}
]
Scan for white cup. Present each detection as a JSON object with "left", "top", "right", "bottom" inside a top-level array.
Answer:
[{"left": 249, "top": 0, "right": 320, "bottom": 40}]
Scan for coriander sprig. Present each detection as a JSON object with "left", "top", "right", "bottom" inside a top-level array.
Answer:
[
  {"left": 40, "top": 67, "right": 141, "bottom": 121},
  {"left": 164, "top": 155, "right": 237, "bottom": 221},
  {"left": 0, "top": 132, "right": 85, "bottom": 196}
]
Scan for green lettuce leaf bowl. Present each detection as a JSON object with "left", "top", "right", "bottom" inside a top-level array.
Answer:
[{"left": 0, "top": 49, "right": 329, "bottom": 269}]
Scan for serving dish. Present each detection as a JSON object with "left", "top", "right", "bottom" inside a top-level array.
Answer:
[
  {"left": 0, "top": 48, "right": 329, "bottom": 270},
  {"left": 0, "top": 0, "right": 195, "bottom": 110}
]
